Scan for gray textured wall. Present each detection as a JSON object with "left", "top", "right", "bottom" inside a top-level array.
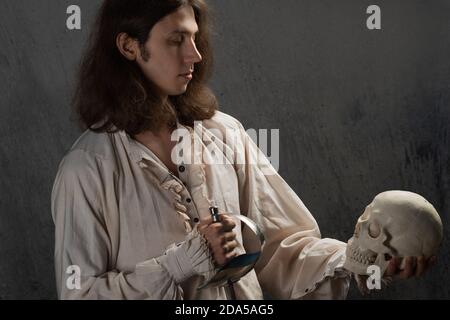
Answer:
[{"left": 0, "top": 0, "right": 448, "bottom": 299}]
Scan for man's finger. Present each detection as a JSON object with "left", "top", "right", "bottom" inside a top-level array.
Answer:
[
  {"left": 385, "top": 256, "right": 399, "bottom": 277},
  {"left": 398, "top": 257, "right": 415, "bottom": 279},
  {"left": 221, "top": 218, "right": 236, "bottom": 231},
  {"left": 221, "top": 231, "right": 237, "bottom": 244},
  {"left": 225, "top": 251, "right": 238, "bottom": 260},
  {"left": 223, "top": 240, "right": 238, "bottom": 253},
  {"left": 428, "top": 256, "right": 437, "bottom": 269},
  {"left": 198, "top": 216, "right": 213, "bottom": 227},
  {"left": 219, "top": 214, "right": 235, "bottom": 226},
  {"left": 415, "top": 256, "right": 426, "bottom": 277},
  {"left": 197, "top": 222, "right": 209, "bottom": 234}
]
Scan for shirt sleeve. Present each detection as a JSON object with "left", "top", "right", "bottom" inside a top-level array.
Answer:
[
  {"left": 51, "top": 149, "right": 214, "bottom": 300},
  {"left": 231, "top": 119, "right": 351, "bottom": 300}
]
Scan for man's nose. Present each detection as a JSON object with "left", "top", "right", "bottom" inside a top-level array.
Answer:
[{"left": 184, "top": 39, "right": 203, "bottom": 64}]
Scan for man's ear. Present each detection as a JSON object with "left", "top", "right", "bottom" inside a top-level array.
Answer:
[{"left": 116, "top": 32, "right": 139, "bottom": 61}]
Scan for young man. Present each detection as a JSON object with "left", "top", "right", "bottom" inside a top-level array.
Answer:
[{"left": 52, "top": 0, "right": 434, "bottom": 299}]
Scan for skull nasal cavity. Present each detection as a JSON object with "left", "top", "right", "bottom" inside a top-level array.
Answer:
[{"left": 368, "top": 222, "right": 381, "bottom": 238}]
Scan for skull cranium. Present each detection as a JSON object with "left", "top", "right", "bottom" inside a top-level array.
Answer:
[{"left": 344, "top": 190, "right": 443, "bottom": 276}]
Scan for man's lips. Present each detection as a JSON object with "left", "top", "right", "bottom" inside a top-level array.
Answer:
[{"left": 179, "top": 72, "right": 193, "bottom": 80}]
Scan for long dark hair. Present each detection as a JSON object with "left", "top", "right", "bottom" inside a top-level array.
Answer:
[{"left": 73, "top": 0, "right": 218, "bottom": 135}]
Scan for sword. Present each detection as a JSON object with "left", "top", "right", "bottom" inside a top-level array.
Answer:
[{"left": 199, "top": 206, "right": 265, "bottom": 300}]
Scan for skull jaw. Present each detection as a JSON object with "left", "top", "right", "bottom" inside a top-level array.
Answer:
[
  {"left": 344, "top": 238, "right": 377, "bottom": 275},
  {"left": 344, "top": 237, "right": 392, "bottom": 276},
  {"left": 374, "top": 253, "right": 391, "bottom": 276}
]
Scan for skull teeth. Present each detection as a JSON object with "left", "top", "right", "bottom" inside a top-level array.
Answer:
[{"left": 349, "top": 247, "right": 376, "bottom": 265}]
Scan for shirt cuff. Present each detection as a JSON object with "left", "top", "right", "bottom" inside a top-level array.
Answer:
[
  {"left": 157, "top": 226, "right": 216, "bottom": 284},
  {"left": 295, "top": 241, "right": 352, "bottom": 298}
]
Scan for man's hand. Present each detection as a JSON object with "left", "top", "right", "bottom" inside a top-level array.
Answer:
[
  {"left": 198, "top": 214, "right": 238, "bottom": 266},
  {"left": 354, "top": 255, "right": 437, "bottom": 295},
  {"left": 385, "top": 255, "right": 437, "bottom": 279}
]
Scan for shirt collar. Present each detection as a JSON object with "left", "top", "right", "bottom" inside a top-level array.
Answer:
[{"left": 116, "top": 120, "right": 190, "bottom": 164}]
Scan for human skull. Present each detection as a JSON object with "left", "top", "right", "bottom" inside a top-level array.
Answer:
[{"left": 344, "top": 190, "right": 443, "bottom": 276}]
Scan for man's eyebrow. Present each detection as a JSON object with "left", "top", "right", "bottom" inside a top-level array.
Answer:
[{"left": 168, "top": 29, "right": 199, "bottom": 36}]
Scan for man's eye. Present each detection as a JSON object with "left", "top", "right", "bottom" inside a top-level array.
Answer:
[{"left": 169, "top": 37, "right": 183, "bottom": 45}]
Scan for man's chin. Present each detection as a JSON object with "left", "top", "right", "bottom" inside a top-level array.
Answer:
[{"left": 169, "top": 87, "right": 188, "bottom": 97}]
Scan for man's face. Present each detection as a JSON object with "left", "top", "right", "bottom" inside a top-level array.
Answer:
[{"left": 136, "top": 5, "right": 202, "bottom": 98}]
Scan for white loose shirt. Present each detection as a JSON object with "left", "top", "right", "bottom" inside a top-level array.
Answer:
[{"left": 51, "top": 111, "right": 351, "bottom": 300}]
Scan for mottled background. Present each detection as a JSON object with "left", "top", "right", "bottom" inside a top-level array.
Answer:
[{"left": 0, "top": 0, "right": 448, "bottom": 299}]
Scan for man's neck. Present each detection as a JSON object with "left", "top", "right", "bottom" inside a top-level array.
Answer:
[{"left": 134, "top": 125, "right": 179, "bottom": 177}]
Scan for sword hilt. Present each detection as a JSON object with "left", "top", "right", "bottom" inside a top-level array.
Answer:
[{"left": 209, "top": 206, "right": 220, "bottom": 223}]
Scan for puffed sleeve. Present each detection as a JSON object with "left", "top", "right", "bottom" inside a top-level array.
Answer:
[
  {"left": 230, "top": 118, "right": 351, "bottom": 300},
  {"left": 51, "top": 149, "right": 215, "bottom": 299}
]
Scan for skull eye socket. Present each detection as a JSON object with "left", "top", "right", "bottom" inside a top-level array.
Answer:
[
  {"left": 354, "top": 223, "right": 361, "bottom": 237},
  {"left": 368, "top": 221, "right": 381, "bottom": 238}
]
